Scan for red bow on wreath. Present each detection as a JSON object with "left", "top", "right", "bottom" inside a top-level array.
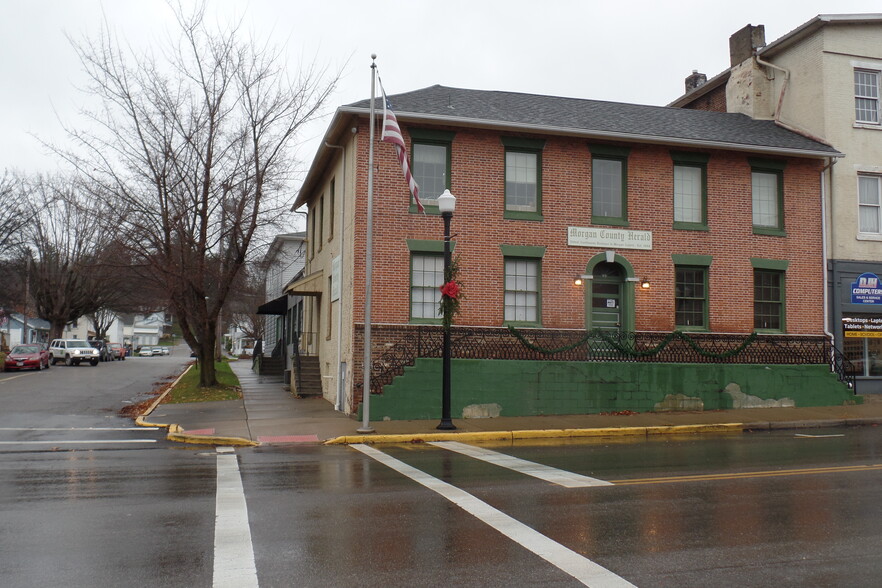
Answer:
[{"left": 440, "top": 280, "right": 460, "bottom": 299}]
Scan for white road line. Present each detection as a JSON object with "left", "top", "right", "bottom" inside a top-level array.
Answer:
[
  {"left": 352, "top": 444, "right": 635, "bottom": 588},
  {"left": 430, "top": 441, "right": 614, "bottom": 488},
  {"left": 0, "top": 440, "right": 157, "bottom": 445},
  {"left": 0, "top": 427, "right": 159, "bottom": 431},
  {"left": 213, "top": 448, "right": 259, "bottom": 588}
]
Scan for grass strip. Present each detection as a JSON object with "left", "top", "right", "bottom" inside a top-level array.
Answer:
[{"left": 166, "top": 360, "right": 242, "bottom": 403}]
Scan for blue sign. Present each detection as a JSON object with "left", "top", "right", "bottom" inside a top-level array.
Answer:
[{"left": 851, "top": 272, "right": 882, "bottom": 304}]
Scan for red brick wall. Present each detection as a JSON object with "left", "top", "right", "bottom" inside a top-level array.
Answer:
[
  {"left": 678, "top": 83, "right": 728, "bottom": 112},
  {"left": 349, "top": 120, "right": 825, "bottom": 335}
]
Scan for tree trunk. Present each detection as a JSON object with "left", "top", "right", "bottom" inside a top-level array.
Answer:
[{"left": 199, "top": 323, "right": 217, "bottom": 387}]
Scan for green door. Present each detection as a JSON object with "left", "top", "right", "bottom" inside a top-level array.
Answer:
[{"left": 590, "top": 263, "right": 625, "bottom": 331}]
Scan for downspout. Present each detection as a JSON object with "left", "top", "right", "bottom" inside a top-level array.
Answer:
[
  {"left": 820, "top": 157, "right": 838, "bottom": 342},
  {"left": 325, "top": 141, "right": 347, "bottom": 412}
]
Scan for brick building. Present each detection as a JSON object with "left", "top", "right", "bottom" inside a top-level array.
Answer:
[{"left": 288, "top": 84, "right": 854, "bottom": 421}]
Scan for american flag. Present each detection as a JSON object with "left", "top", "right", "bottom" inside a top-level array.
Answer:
[{"left": 381, "top": 91, "right": 423, "bottom": 213}]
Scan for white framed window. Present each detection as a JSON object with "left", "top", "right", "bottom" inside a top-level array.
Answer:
[
  {"left": 859, "top": 175, "right": 882, "bottom": 234},
  {"left": 855, "top": 69, "right": 880, "bottom": 125},
  {"left": 752, "top": 171, "right": 778, "bottom": 227},
  {"left": 505, "top": 150, "right": 538, "bottom": 212},
  {"left": 674, "top": 165, "right": 702, "bottom": 224},
  {"left": 410, "top": 254, "right": 443, "bottom": 320},
  {"left": 504, "top": 258, "right": 539, "bottom": 323}
]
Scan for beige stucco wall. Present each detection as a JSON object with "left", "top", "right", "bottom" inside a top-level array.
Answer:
[
  {"left": 742, "top": 24, "right": 882, "bottom": 262},
  {"left": 298, "top": 133, "right": 359, "bottom": 413}
]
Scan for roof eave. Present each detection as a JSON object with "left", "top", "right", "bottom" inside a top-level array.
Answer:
[{"left": 341, "top": 106, "right": 842, "bottom": 158}]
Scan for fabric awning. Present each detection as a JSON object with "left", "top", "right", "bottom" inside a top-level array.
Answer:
[
  {"left": 257, "top": 295, "right": 288, "bottom": 315},
  {"left": 284, "top": 269, "right": 324, "bottom": 296}
]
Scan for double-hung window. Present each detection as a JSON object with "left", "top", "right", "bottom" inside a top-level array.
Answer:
[
  {"left": 502, "top": 137, "right": 545, "bottom": 220},
  {"left": 855, "top": 68, "right": 880, "bottom": 125},
  {"left": 749, "top": 158, "right": 786, "bottom": 236},
  {"left": 752, "top": 258, "right": 788, "bottom": 332},
  {"left": 501, "top": 245, "right": 545, "bottom": 326},
  {"left": 410, "top": 129, "right": 455, "bottom": 212},
  {"left": 671, "top": 152, "right": 709, "bottom": 230},
  {"left": 410, "top": 253, "right": 444, "bottom": 321},
  {"left": 589, "top": 145, "right": 630, "bottom": 226},
  {"left": 859, "top": 175, "right": 882, "bottom": 234},
  {"left": 675, "top": 266, "right": 708, "bottom": 329}
]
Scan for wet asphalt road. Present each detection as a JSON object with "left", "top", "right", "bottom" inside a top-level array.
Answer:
[{"left": 1, "top": 354, "right": 881, "bottom": 587}]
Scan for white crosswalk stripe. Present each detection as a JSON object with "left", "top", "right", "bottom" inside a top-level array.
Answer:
[{"left": 429, "top": 441, "right": 614, "bottom": 488}]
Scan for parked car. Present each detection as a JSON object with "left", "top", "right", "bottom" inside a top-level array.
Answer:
[
  {"left": 108, "top": 343, "right": 126, "bottom": 360},
  {"left": 158, "top": 346, "right": 169, "bottom": 356},
  {"left": 88, "top": 339, "right": 114, "bottom": 362},
  {"left": 4, "top": 343, "right": 51, "bottom": 371},
  {"left": 48, "top": 339, "right": 100, "bottom": 366},
  {"left": 138, "top": 346, "right": 154, "bottom": 357}
]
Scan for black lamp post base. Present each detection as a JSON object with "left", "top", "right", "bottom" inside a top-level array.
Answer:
[{"left": 436, "top": 420, "right": 457, "bottom": 431}]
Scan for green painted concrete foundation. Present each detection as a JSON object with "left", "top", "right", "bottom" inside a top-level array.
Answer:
[{"left": 359, "top": 359, "right": 859, "bottom": 421}]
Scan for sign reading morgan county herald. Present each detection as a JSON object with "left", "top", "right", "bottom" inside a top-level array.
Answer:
[
  {"left": 851, "top": 273, "right": 882, "bottom": 304},
  {"left": 567, "top": 227, "right": 652, "bottom": 250}
]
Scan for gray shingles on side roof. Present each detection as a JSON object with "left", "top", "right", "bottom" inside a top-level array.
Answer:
[{"left": 348, "top": 85, "right": 839, "bottom": 155}]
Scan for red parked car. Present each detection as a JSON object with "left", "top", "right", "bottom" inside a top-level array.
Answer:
[{"left": 4, "top": 343, "right": 51, "bottom": 371}]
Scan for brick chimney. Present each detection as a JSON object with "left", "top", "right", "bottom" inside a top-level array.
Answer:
[
  {"left": 685, "top": 70, "right": 707, "bottom": 93},
  {"left": 729, "top": 24, "right": 766, "bottom": 66}
]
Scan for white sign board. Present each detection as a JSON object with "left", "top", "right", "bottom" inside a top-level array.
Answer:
[
  {"left": 331, "top": 255, "right": 341, "bottom": 301},
  {"left": 567, "top": 227, "right": 653, "bottom": 250}
]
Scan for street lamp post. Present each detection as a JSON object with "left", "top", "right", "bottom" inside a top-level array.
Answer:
[{"left": 437, "top": 189, "right": 457, "bottom": 431}]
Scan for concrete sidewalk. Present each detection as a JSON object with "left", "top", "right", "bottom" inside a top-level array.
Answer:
[{"left": 141, "top": 360, "right": 882, "bottom": 445}]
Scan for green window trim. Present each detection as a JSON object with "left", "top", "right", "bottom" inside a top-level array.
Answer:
[
  {"left": 749, "top": 158, "right": 786, "bottom": 236},
  {"left": 753, "top": 268, "right": 786, "bottom": 332},
  {"left": 674, "top": 265, "right": 709, "bottom": 331},
  {"left": 499, "top": 244, "right": 546, "bottom": 258},
  {"left": 589, "top": 144, "right": 630, "bottom": 226},
  {"left": 408, "top": 128, "right": 456, "bottom": 214},
  {"left": 407, "top": 239, "right": 457, "bottom": 253},
  {"left": 671, "top": 254, "right": 712, "bottom": 266},
  {"left": 671, "top": 151, "right": 709, "bottom": 231},
  {"left": 501, "top": 136, "right": 547, "bottom": 150},
  {"left": 503, "top": 138, "right": 544, "bottom": 221},
  {"left": 409, "top": 252, "right": 444, "bottom": 325},
  {"left": 750, "top": 258, "right": 789, "bottom": 271},
  {"left": 503, "top": 256, "right": 543, "bottom": 328}
]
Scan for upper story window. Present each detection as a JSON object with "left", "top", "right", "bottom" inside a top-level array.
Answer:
[
  {"left": 502, "top": 137, "right": 545, "bottom": 220},
  {"left": 855, "top": 68, "right": 880, "bottom": 125},
  {"left": 859, "top": 175, "right": 882, "bottom": 234},
  {"left": 328, "top": 178, "right": 335, "bottom": 241},
  {"left": 589, "top": 144, "right": 630, "bottom": 226},
  {"left": 409, "top": 128, "right": 456, "bottom": 212},
  {"left": 671, "top": 151, "right": 709, "bottom": 230},
  {"left": 749, "top": 158, "right": 786, "bottom": 237}
]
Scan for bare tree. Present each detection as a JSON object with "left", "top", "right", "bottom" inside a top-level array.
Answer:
[
  {"left": 61, "top": 2, "right": 336, "bottom": 386},
  {"left": 26, "top": 176, "right": 124, "bottom": 339},
  {"left": 225, "top": 262, "right": 266, "bottom": 342},
  {"left": 0, "top": 172, "right": 33, "bottom": 253}
]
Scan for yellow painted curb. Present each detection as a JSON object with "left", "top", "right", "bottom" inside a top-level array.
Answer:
[
  {"left": 324, "top": 423, "right": 746, "bottom": 445},
  {"left": 166, "top": 432, "right": 259, "bottom": 447}
]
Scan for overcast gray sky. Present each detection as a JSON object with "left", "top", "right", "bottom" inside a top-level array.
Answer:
[{"left": 2, "top": 0, "right": 881, "bottom": 185}]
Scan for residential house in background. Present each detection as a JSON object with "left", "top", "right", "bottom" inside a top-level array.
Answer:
[
  {"left": 256, "top": 233, "right": 306, "bottom": 378},
  {"left": 2, "top": 313, "right": 50, "bottom": 348},
  {"left": 289, "top": 83, "right": 854, "bottom": 421},
  {"left": 122, "top": 312, "right": 170, "bottom": 348},
  {"left": 669, "top": 14, "right": 882, "bottom": 392}
]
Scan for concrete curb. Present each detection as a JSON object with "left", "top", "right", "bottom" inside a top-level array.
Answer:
[
  {"left": 134, "top": 363, "right": 259, "bottom": 447},
  {"left": 324, "top": 422, "right": 746, "bottom": 445}
]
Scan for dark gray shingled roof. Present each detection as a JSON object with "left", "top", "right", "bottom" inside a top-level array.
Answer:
[{"left": 345, "top": 85, "right": 840, "bottom": 156}]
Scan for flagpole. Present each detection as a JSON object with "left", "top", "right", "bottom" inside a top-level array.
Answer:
[{"left": 358, "top": 55, "right": 377, "bottom": 434}]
